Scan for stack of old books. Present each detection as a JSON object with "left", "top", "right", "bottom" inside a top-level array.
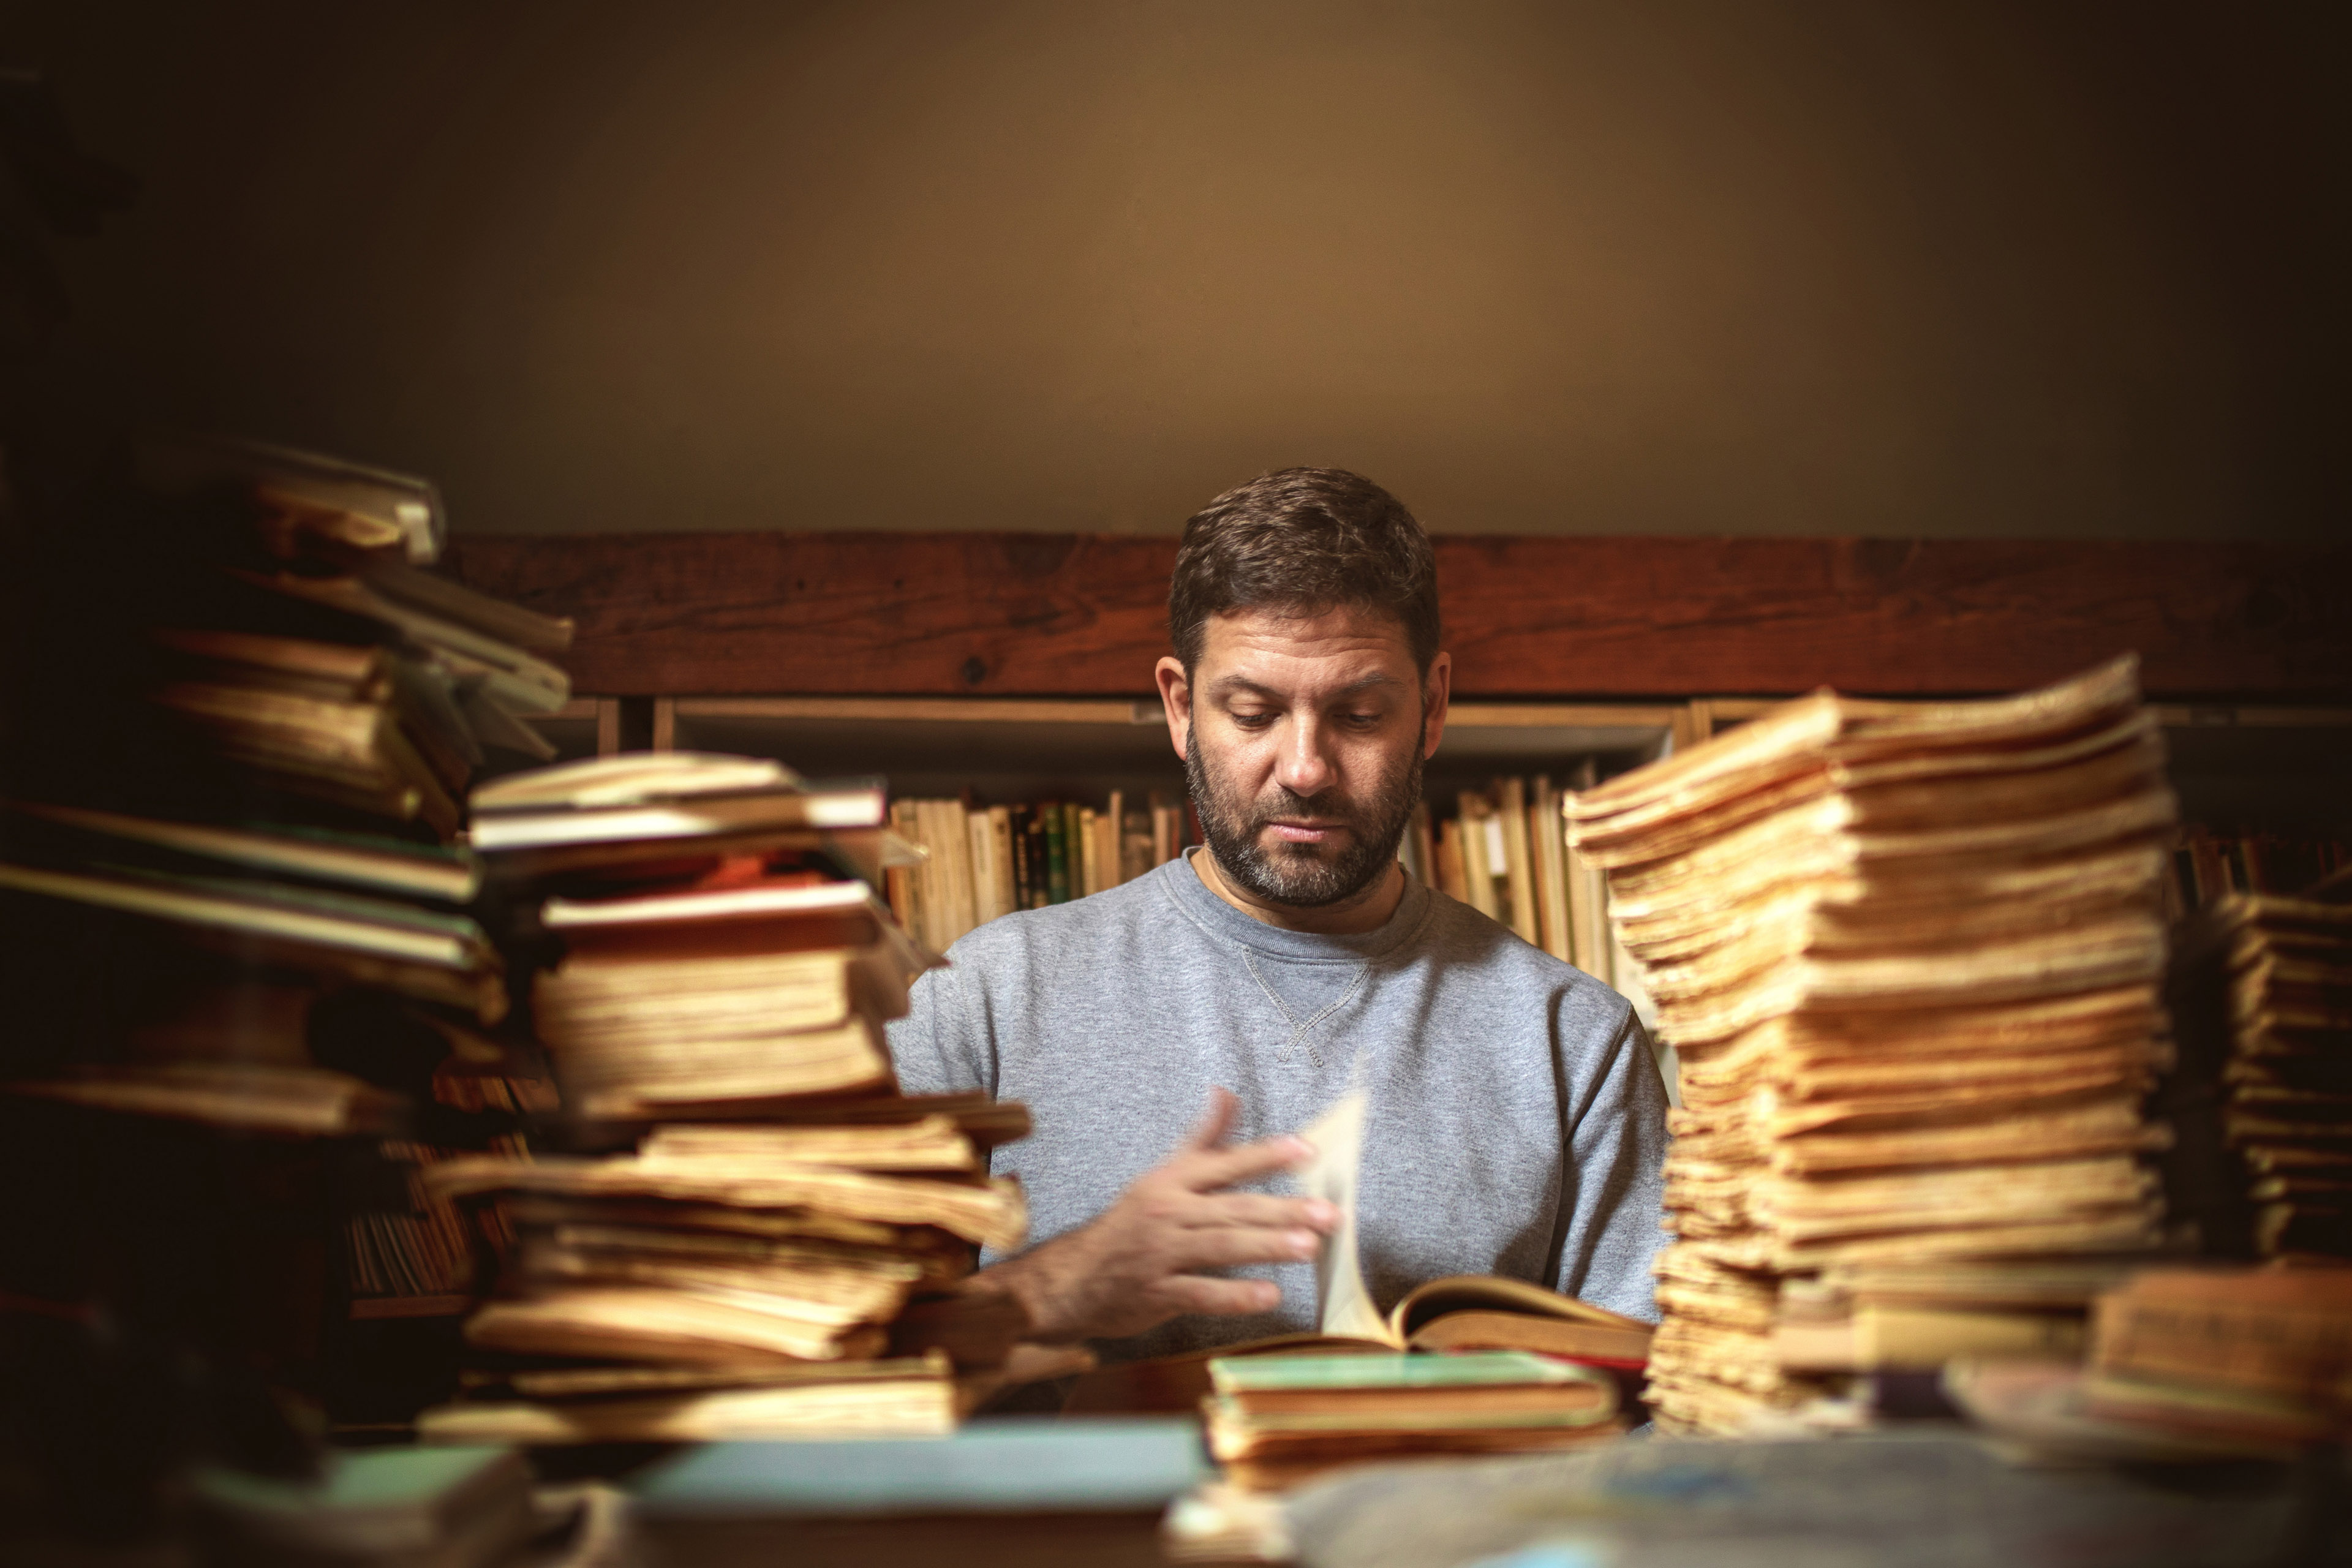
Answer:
[
  {"left": 2083, "top": 1265, "right": 2352, "bottom": 1447},
  {"left": 1, "top": 437, "right": 566, "bottom": 1137},
  {"left": 2171, "top": 876, "right": 2352, "bottom": 1261},
  {"left": 1566, "top": 658, "right": 2179, "bottom": 1434},
  {"left": 1202, "top": 1351, "right": 1626, "bottom": 1494},
  {"left": 1943, "top": 1263, "right": 2352, "bottom": 1460},
  {"left": 0, "top": 437, "right": 576, "bottom": 1498},
  {"left": 412, "top": 752, "right": 1044, "bottom": 1441},
  {"left": 128, "top": 434, "right": 576, "bottom": 836}
]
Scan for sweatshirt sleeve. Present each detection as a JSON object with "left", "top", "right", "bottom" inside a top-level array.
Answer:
[
  {"left": 883, "top": 948, "right": 997, "bottom": 1099},
  {"left": 1551, "top": 998, "right": 1672, "bottom": 1321}
]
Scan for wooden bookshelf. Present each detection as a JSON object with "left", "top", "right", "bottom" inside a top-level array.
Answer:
[
  {"left": 654, "top": 695, "right": 1685, "bottom": 799},
  {"left": 471, "top": 535, "right": 2350, "bottom": 878},
  {"left": 447, "top": 533, "right": 2352, "bottom": 701},
  {"left": 525, "top": 695, "right": 622, "bottom": 758}
]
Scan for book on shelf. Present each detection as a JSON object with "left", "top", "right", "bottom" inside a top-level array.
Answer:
[
  {"left": 1413, "top": 766, "right": 1634, "bottom": 995},
  {"left": 1566, "top": 657, "right": 2182, "bottom": 1436},
  {"left": 2169, "top": 826, "right": 2348, "bottom": 919},
  {"left": 345, "top": 1073, "right": 553, "bottom": 1311}
]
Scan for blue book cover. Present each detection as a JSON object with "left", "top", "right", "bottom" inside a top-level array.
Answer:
[{"left": 630, "top": 1416, "right": 1210, "bottom": 1517}]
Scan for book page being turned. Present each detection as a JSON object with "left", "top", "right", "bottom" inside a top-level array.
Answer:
[{"left": 1297, "top": 1089, "right": 1388, "bottom": 1342}]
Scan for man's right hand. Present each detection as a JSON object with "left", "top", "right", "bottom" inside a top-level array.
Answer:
[{"left": 980, "top": 1087, "right": 1338, "bottom": 1344}]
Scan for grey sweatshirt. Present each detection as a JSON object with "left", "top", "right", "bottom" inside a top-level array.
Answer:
[{"left": 886, "top": 851, "right": 1670, "bottom": 1363}]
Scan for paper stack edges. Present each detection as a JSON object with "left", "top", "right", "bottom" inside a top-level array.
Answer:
[{"left": 1567, "top": 657, "right": 2179, "bottom": 1434}]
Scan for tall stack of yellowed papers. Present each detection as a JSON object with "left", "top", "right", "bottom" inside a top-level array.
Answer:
[
  {"left": 1567, "top": 658, "right": 2178, "bottom": 1434},
  {"left": 410, "top": 753, "right": 1039, "bottom": 1442}
]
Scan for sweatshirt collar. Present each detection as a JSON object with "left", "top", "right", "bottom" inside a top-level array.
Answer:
[{"left": 1155, "top": 846, "right": 1433, "bottom": 962}]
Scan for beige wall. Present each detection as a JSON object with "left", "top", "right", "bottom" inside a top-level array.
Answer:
[{"left": 6, "top": 1, "right": 2340, "bottom": 538}]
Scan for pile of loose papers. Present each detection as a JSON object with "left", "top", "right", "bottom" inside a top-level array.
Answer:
[{"left": 1567, "top": 658, "right": 2178, "bottom": 1434}]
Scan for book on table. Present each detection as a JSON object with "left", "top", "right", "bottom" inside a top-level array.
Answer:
[{"left": 1065, "top": 1085, "right": 1652, "bottom": 1417}]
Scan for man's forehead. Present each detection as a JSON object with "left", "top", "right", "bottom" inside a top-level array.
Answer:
[{"left": 1196, "top": 605, "right": 1417, "bottom": 692}]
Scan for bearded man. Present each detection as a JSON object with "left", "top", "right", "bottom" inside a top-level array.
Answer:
[{"left": 886, "top": 467, "right": 1669, "bottom": 1366}]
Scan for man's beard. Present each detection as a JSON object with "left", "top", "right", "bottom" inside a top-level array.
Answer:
[{"left": 1184, "top": 720, "right": 1425, "bottom": 910}]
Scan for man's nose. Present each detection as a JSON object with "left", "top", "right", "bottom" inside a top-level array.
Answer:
[{"left": 1277, "top": 714, "right": 1338, "bottom": 798}]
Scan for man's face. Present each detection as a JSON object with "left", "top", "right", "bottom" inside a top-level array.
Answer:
[{"left": 1164, "top": 605, "right": 1446, "bottom": 910}]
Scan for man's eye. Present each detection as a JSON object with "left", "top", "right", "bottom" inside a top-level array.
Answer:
[
  {"left": 1231, "top": 712, "right": 1275, "bottom": 729},
  {"left": 1344, "top": 712, "right": 1382, "bottom": 727}
]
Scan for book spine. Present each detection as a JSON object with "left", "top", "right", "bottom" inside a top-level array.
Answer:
[
  {"left": 1498, "top": 776, "right": 1539, "bottom": 944},
  {"left": 1457, "top": 791, "right": 1501, "bottom": 920},
  {"left": 1021, "top": 809, "right": 1046, "bottom": 908},
  {"left": 968, "top": 808, "right": 1000, "bottom": 925},
  {"left": 1104, "top": 790, "right": 1125, "bottom": 888},
  {"left": 1007, "top": 806, "right": 1031, "bottom": 911},
  {"left": 888, "top": 801, "right": 928, "bottom": 950},
  {"left": 1078, "top": 807, "right": 1100, "bottom": 897},
  {"left": 1532, "top": 778, "right": 1574, "bottom": 964},
  {"left": 2093, "top": 1291, "right": 2352, "bottom": 1398},
  {"left": 1045, "top": 804, "right": 1070, "bottom": 904},
  {"left": 922, "top": 799, "right": 952, "bottom": 951},
  {"left": 988, "top": 805, "right": 1016, "bottom": 919},
  {"left": 1397, "top": 802, "right": 1427, "bottom": 883},
  {"left": 1436, "top": 818, "right": 1467, "bottom": 902},
  {"left": 944, "top": 799, "right": 978, "bottom": 944}
]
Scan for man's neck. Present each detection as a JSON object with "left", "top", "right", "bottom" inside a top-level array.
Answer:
[{"left": 1188, "top": 848, "right": 1406, "bottom": 936}]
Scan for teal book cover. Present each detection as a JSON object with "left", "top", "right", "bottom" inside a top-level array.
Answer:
[{"left": 630, "top": 1417, "right": 1210, "bottom": 1517}]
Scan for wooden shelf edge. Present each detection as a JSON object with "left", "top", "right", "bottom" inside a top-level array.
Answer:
[{"left": 445, "top": 532, "right": 2352, "bottom": 700}]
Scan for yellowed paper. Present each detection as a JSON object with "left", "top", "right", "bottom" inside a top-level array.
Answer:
[{"left": 1296, "top": 1088, "right": 1389, "bottom": 1341}]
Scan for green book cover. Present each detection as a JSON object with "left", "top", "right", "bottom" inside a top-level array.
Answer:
[
  {"left": 1208, "top": 1352, "right": 1588, "bottom": 1394},
  {"left": 1044, "top": 802, "right": 1069, "bottom": 904}
]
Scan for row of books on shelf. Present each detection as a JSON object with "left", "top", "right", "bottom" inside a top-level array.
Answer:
[
  {"left": 1404, "top": 765, "right": 1634, "bottom": 987},
  {"left": 2167, "top": 827, "right": 2347, "bottom": 918},
  {"left": 882, "top": 770, "right": 1645, "bottom": 995},
  {"left": 884, "top": 793, "right": 1195, "bottom": 951}
]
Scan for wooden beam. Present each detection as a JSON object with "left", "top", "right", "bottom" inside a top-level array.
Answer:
[{"left": 443, "top": 533, "right": 2350, "bottom": 700}]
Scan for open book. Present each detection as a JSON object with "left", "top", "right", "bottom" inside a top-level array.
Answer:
[{"left": 1063, "top": 1091, "right": 1653, "bottom": 1414}]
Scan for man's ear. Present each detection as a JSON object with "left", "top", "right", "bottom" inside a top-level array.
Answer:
[
  {"left": 1155, "top": 656, "right": 1193, "bottom": 763},
  {"left": 1420, "top": 652, "right": 1452, "bottom": 760}
]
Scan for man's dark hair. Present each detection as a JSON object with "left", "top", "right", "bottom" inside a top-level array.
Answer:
[{"left": 1169, "top": 467, "right": 1440, "bottom": 673}]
